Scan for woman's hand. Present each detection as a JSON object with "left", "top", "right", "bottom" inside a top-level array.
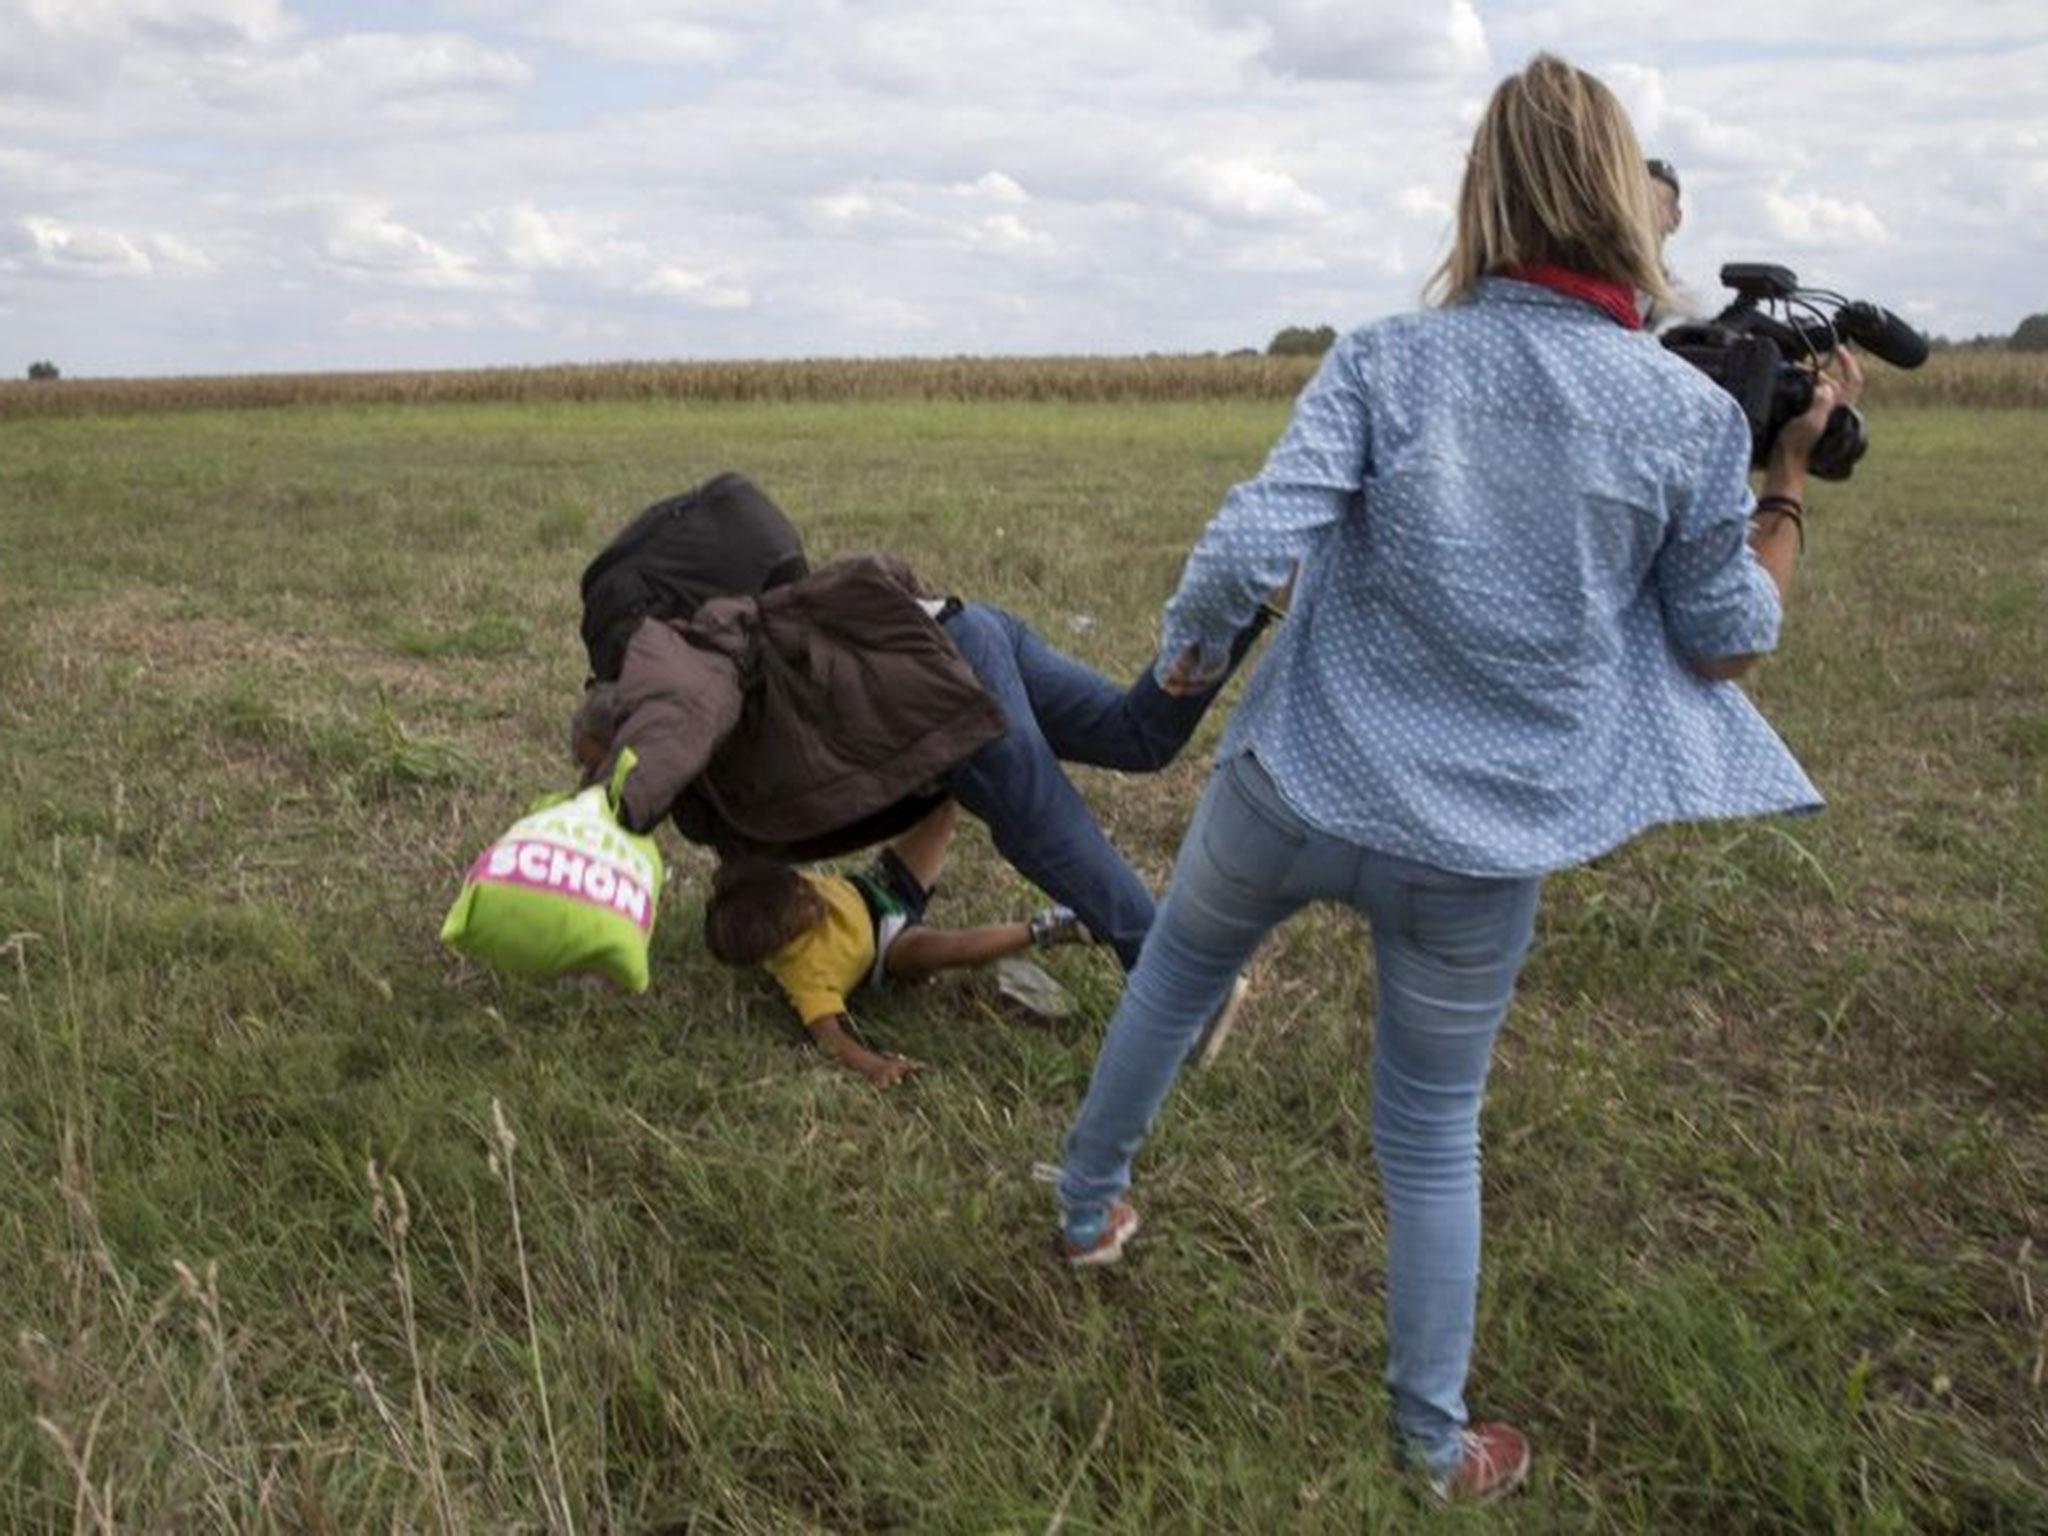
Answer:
[
  {"left": 1771, "top": 345, "right": 1866, "bottom": 470},
  {"left": 1700, "top": 345, "right": 1867, "bottom": 684}
]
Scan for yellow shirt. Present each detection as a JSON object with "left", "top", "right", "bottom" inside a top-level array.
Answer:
[{"left": 761, "top": 873, "right": 874, "bottom": 1026}]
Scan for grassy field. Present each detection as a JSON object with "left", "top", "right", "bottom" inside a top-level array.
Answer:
[{"left": 0, "top": 394, "right": 2043, "bottom": 1532}]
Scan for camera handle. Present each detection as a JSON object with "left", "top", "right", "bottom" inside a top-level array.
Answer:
[{"left": 1807, "top": 404, "right": 1867, "bottom": 481}]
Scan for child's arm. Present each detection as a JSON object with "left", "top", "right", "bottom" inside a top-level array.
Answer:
[
  {"left": 764, "top": 945, "right": 922, "bottom": 1087},
  {"left": 805, "top": 1013, "right": 925, "bottom": 1088}
]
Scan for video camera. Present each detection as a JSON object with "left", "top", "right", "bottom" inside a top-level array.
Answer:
[{"left": 1661, "top": 264, "right": 1928, "bottom": 481}]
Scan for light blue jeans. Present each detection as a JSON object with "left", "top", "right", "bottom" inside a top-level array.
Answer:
[{"left": 1058, "top": 751, "right": 1541, "bottom": 1472}]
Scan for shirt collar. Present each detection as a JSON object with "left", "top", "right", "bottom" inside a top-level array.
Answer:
[{"left": 1475, "top": 272, "right": 1645, "bottom": 329}]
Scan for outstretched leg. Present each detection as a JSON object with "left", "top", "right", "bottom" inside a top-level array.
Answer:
[
  {"left": 883, "top": 920, "right": 1031, "bottom": 983},
  {"left": 882, "top": 798, "right": 959, "bottom": 896},
  {"left": 885, "top": 904, "right": 1090, "bottom": 984},
  {"left": 941, "top": 606, "right": 1160, "bottom": 969},
  {"left": 1058, "top": 756, "right": 1307, "bottom": 1234},
  {"left": 958, "top": 603, "right": 1276, "bottom": 774}
]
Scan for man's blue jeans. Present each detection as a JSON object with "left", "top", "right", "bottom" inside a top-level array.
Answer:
[
  {"left": 940, "top": 603, "right": 1230, "bottom": 969},
  {"left": 1058, "top": 751, "right": 1542, "bottom": 1472}
]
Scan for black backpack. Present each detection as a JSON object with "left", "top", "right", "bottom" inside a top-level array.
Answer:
[{"left": 579, "top": 472, "right": 810, "bottom": 683}]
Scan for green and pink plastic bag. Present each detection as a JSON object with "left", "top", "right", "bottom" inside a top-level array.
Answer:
[{"left": 440, "top": 751, "right": 664, "bottom": 992}]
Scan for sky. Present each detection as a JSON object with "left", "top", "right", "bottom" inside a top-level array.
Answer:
[{"left": 2, "top": 0, "right": 2044, "bottom": 378}]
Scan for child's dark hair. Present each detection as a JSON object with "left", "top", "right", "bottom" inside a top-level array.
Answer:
[{"left": 703, "top": 857, "right": 827, "bottom": 966}]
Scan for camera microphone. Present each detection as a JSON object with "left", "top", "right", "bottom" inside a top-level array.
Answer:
[
  {"left": 1833, "top": 302, "right": 1929, "bottom": 370},
  {"left": 1765, "top": 304, "right": 1929, "bottom": 373}
]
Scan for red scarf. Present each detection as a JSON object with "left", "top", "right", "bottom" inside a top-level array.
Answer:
[{"left": 1502, "top": 263, "right": 1642, "bottom": 330}]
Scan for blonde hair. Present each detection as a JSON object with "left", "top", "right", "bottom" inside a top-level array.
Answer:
[{"left": 1428, "top": 53, "right": 1670, "bottom": 308}]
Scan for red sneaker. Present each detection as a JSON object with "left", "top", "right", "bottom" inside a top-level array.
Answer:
[
  {"left": 1431, "top": 1423, "right": 1530, "bottom": 1504},
  {"left": 1061, "top": 1200, "right": 1140, "bottom": 1268}
]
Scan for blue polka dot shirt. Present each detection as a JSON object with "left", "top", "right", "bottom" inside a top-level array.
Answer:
[{"left": 1162, "top": 276, "right": 1822, "bottom": 878}]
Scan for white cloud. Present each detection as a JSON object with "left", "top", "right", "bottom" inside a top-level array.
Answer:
[
  {"left": 0, "top": 147, "right": 123, "bottom": 201},
  {"left": 340, "top": 299, "right": 487, "bottom": 334},
  {"left": 314, "top": 204, "right": 500, "bottom": 289},
  {"left": 956, "top": 172, "right": 1029, "bottom": 205},
  {"left": 826, "top": 0, "right": 1253, "bottom": 99},
  {"left": 1551, "top": 62, "right": 1784, "bottom": 171},
  {"left": 1168, "top": 156, "right": 1329, "bottom": 223},
  {"left": 952, "top": 212, "right": 1057, "bottom": 255},
  {"left": 304, "top": 197, "right": 751, "bottom": 308},
  {"left": 2012, "top": 157, "right": 2048, "bottom": 228},
  {"left": 1209, "top": 0, "right": 1491, "bottom": 82},
  {"left": 1218, "top": 236, "right": 1329, "bottom": 273},
  {"left": 1759, "top": 189, "right": 1891, "bottom": 250},
  {"left": 477, "top": 203, "right": 581, "bottom": 272},
  {"left": 1395, "top": 185, "right": 1452, "bottom": 223},
  {"left": 805, "top": 176, "right": 1052, "bottom": 252},
  {"left": 217, "top": 32, "right": 532, "bottom": 110},
  {"left": 809, "top": 189, "right": 908, "bottom": 233},
  {"left": 11, "top": 0, "right": 290, "bottom": 57},
  {"left": 803, "top": 285, "right": 946, "bottom": 341},
  {"left": 0, "top": 0, "right": 290, "bottom": 102},
  {"left": 1599, "top": 61, "right": 1668, "bottom": 135},
  {"left": 148, "top": 232, "right": 215, "bottom": 271},
  {"left": 17, "top": 217, "right": 154, "bottom": 278},
  {"left": 0, "top": 6, "right": 531, "bottom": 139},
  {"left": 481, "top": 0, "right": 750, "bottom": 66},
  {"left": 1494, "top": 0, "right": 2048, "bottom": 51},
  {"left": 637, "top": 265, "right": 752, "bottom": 308}
]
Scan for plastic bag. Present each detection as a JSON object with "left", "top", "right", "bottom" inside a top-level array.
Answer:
[{"left": 440, "top": 750, "right": 664, "bottom": 992}]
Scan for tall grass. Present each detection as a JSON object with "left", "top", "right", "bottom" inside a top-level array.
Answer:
[
  {"left": 4, "top": 348, "right": 2043, "bottom": 420},
  {"left": 0, "top": 354, "right": 1317, "bottom": 420}
]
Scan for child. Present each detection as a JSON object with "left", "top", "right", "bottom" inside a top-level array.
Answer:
[{"left": 702, "top": 800, "right": 1090, "bottom": 1086}]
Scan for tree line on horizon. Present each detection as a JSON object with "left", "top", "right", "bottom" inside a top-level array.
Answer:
[{"left": 1930, "top": 312, "right": 2048, "bottom": 353}]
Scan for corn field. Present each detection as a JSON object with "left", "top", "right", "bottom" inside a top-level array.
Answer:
[{"left": 5, "top": 348, "right": 2041, "bottom": 420}]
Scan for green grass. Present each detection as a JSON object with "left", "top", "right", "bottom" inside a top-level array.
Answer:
[{"left": 1, "top": 398, "right": 2043, "bottom": 1531}]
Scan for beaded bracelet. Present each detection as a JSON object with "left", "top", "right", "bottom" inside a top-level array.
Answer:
[{"left": 1753, "top": 493, "right": 1806, "bottom": 552}]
